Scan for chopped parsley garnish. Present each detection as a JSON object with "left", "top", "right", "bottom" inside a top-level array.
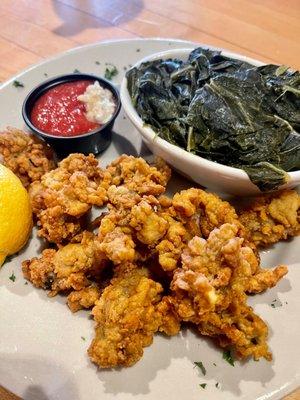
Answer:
[
  {"left": 199, "top": 383, "right": 206, "bottom": 389},
  {"left": 104, "top": 64, "right": 118, "bottom": 80},
  {"left": 194, "top": 361, "right": 206, "bottom": 376},
  {"left": 9, "top": 272, "right": 16, "bottom": 282},
  {"left": 13, "top": 80, "right": 24, "bottom": 88},
  {"left": 44, "top": 73, "right": 48, "bottom": 77},
  {"left": 95, "top": 61, "right": 101, "bottom": 65},
  {"left": 136, "top": 48, "right": 141, "bottom": 52},
  {"left": 81, "top": 336, "right": 86, "bottom": 341},
  {"left": 213, "top": 362, "right": 217, "bottom": 366},
  {"left": 215, "top": 382, "right": 220, "bottom": 388},
  {"left": 223, "top": 350, "right": 234, "bottom": 366},
  {"left": 24, "top": 281, "right": 28, "bottom": 285},
  {"left": 271, "top": 299, "right": 282, "bottom": 308},
  {"left": 73, "top": 69, "right": 81, "bottom": 73}
]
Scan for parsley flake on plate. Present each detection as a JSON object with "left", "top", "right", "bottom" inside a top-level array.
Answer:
[
  {"left": 13, "top": 80, "right": 24, "bottom": 88},
  {"left": 194, "top": 361, "right": 206, "bottom": 376},
  {"left": 199, "top": 383, "right": 207, "bottom": 389},
  {"left": 104, "top": 64, "right": 118, "bottom": 80},
  {"left": 223, "top": 350, "right": 235, "bottom": 366},
  {"left": 9, "top": 272, "right": 16, "bottom": 282}
]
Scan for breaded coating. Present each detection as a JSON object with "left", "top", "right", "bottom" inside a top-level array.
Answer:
[
  {"left": 20, "top": 150, "right": 293, "bottom": 369},
  {"left": 88, "top": 266, "right": 164, "bottom": 368},
  {"left": 22, "top": 232, "right": 107, "bottom": 296},
  {"left": 238, "top": 190, "right": 300, "bottom": 247},
  {"left": 67, "top": 285, "right": 101, "bottom": 312},
  {"left": 170, "top": 223, "right": 287, "bottom": 360},
  {"left": 156, "top": 214, "right": 190, "bottom": 271},
  {"left": 29, "top": 153, "right": 110, "bottom": 243},
  {"left": 106, "top": 154, "right": 171, "bottom": 196},
  {"left": 129, "top": 199, "right": 169, "bottom": 245},
  {"left": 172, "top": 188, "right": 242, "bottom": 237},
  {"left": 0, "top": 127, "right": 55, "bottom": 188}
]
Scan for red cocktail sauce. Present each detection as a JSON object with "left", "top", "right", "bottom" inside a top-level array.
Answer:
[{"left": 30, "top": 80, "right": 100, "bottom": 137}]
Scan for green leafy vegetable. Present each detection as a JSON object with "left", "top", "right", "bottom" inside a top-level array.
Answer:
[
  {"left": 223, "top": 350, "right": 235, "bottom": 366},
  {"left": 126, "top": 47, "right": 300, "bottom": 191},
  {"left": 194, "top": 361, "right": 206, "bottom": 376},
  {"left": 9, "top": 272, "right": 16, "bottom": 282},
  {"left": 105, "top": 64, "right": 118, "bottom": 80},
  {"left": 13, "top": 80, "right": 24, "bottom": 88},
  {"left": 81, "top": 336, "right": 86, "bottom": 341},
  {"left": 73, "top": 69, "right": 81, "bottom": 73},
  {"left": 199, "top": 383, "right": 207, "bottom": 389}
]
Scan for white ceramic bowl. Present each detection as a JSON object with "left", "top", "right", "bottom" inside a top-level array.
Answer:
[{"left": 120, "top": 47, "right": 300, "bottom": 195}]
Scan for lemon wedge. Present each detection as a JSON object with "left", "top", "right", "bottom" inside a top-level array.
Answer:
[{"left": 0, "top": 163, "right": 32, "bottom": 266}]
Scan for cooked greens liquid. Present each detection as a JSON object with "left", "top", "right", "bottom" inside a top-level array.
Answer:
[{"left": 126, "top": 48, "right": 300, "bottom": 191}]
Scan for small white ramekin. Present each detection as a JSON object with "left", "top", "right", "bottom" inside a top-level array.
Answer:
[{"left": 120, "top": 47, "right": 300, "bottom": 195}]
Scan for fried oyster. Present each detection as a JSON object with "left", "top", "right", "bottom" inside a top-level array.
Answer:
[
  {"left": 22, "top": 153, "right": 293, "bottom": 369},
  {"left": 238, "top": 189, "right": 300, "bottom": 247},
  {"left": 0, "top": 127, "right": 55, "bottom": 188},
  {"left": 29, "top": 153, "right": 111, "bottom": 243}
]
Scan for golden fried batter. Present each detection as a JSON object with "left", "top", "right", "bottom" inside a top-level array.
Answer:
[
  {"left": 67, "top": 285, "right": 101, "bottom": 312},
  {"left": 169, "top": 223, "right": 287, "bottom": 360},
  {"left": 172, "top": 188, "right": 242, "bottom": 236},
  {"left": 106, "top": 154, "right": 171, "bottom": 196},
  {"left": 0, "top": 127, "right": 55, "bottom": 188},
  {"left": 21, "top": 151, "right": 292, "bottom": 369},
  {"left": 22, "top": 232, "right": 106, "bottom": 296},
  {"left": 88, "top": 266, "right": 179, "bottom": 368},
  {"left": 238, "top": 189, "right": 300, "bottom": 247},
  {"left": 29, "top": 153, "right": 110, "bottom": 243}
]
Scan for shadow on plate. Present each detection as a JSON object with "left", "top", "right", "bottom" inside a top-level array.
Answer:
[
  {"left": 97, "top": 325, "right": 276, "bottom": 396},
  {"left": 0, "top": 353, "right": 79, "bottom": 400},
  {"left": 51, "top": 0, "right": 144, "bottom": 36}
]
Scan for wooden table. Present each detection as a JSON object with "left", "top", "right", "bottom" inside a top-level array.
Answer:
[{"left": 0, "top": 1, "right": 299, "bottom": 399}]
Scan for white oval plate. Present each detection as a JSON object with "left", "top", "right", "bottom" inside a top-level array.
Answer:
[{"left": 0, "top": 39, "right": 299, "bottom": 400}]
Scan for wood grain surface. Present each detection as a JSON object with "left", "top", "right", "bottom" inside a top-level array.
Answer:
[{"left": 0, "top": 1, "right": 299, "bottom": 399}]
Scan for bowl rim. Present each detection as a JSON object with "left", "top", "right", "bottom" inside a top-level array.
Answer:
[
  {"left": 120, "top": 47, "right": 300, "bottom": 182},
  {"left": 22, "top": 73, "right": 121, "bottom": 140}
]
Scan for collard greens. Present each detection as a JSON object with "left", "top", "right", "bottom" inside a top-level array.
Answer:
[{"left": 126, "top": 48, "right": 300, "bottom": 191}]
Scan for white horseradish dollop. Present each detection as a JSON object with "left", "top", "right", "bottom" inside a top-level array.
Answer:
[{"left": 77, "top": 81, "right": 116, "bottom": 125}]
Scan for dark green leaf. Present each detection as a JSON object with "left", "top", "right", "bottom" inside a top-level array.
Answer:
[
  {"left": 127, "top": 47, "right": 300, "bottom": 191},
  {"left": 199, "top": 383, "right": 207, "bottom": 389}
]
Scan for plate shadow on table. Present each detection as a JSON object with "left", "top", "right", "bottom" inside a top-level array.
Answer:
[
  {"left": 51, "top": 0, "right": 144, "bottom": 36},
  {"left": 97, "top": 326, "right": 276, "bottom": 396},
  {"left": 0, "top": 354, "right": 79, "bottom": 400}
]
